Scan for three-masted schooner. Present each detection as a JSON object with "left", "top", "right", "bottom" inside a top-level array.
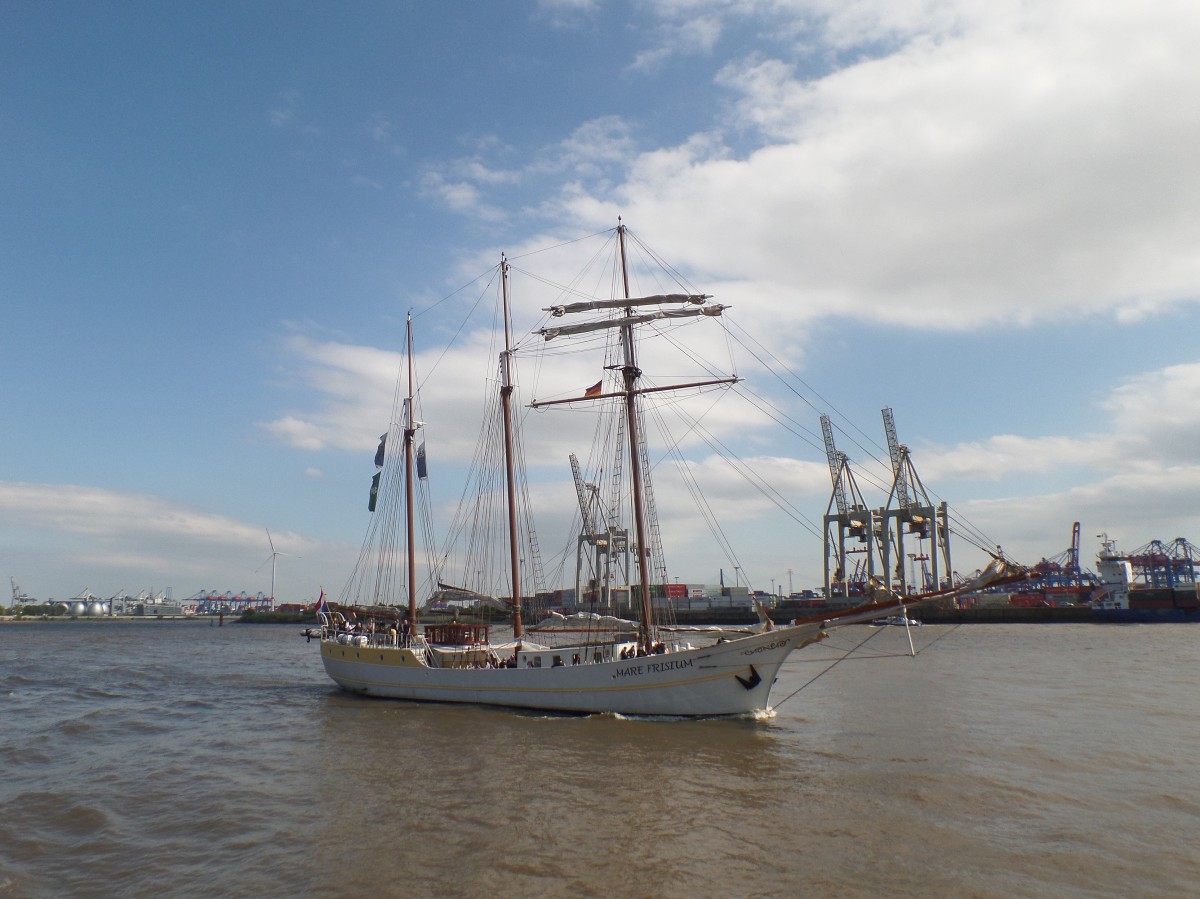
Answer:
[{"left": 313, "top": 224, "right": 1018, "bottom": 716}]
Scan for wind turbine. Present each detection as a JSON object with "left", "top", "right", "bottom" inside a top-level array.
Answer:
[{"left": 256, "top": 529, "right": 296, "bottom": 605}]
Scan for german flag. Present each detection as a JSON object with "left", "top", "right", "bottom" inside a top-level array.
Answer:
[{"left": 584, "top": 380, "right": 603, "bottom": 397}]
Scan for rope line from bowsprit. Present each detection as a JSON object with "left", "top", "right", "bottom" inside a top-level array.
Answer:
[{"left": 770, "top": 622, "right": 962, "bottom": 712}]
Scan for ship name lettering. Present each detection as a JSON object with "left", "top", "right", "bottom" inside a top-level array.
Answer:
[
  {"left": 645, "top": 658, "right": 694, "bottom": 674},
  {"left": 742, "top": 638, "right": 791, "bottom": 656}
]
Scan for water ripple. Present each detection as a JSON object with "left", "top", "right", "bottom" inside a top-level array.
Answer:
[{"left": 3, "top": 620, "right": 1199, "bottom": 897}]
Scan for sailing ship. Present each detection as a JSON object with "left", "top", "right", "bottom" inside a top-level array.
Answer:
[{"left": 313, "top": 223, "right": 1022, "bottom": 716}]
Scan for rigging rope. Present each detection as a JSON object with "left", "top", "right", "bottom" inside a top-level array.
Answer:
[
  {"left": 387, "top": 226, "right": 1022, "bottom": 612},
  {"left": 770, "top": 622, "right": 962, "bottom": 711}
]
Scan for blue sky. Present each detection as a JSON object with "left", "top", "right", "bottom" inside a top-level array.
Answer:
[{"left": 3, "top": 0, "right": 1198, "bottom": 603}]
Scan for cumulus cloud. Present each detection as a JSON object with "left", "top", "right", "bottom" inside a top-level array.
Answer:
[
  {"left": 960, "top": 463, "right": 1200, "bottom": 566},
  {"left": 628, "top": 13, "right": 725, "bottom": 72},
  {"left": 920, "top": 362, "right": 1200, "bottom": 483},
  {"left": 451, "top": 1, "right": 1200, "bottom": 334},
  {"left": 545, "top": 116, "right": 637, "bottom": 181},
  {"left": 1103, "top": 363, "right": 1200, "bottom": 451},
  {"left": 661, "top": 14, "right": 1195, "bottom": 327},
  {"left": 418, "top": 172, "right": 507, "bottom": 221},
  {"left": 259, "top": 335, "right": 404, "bottom": 452}
]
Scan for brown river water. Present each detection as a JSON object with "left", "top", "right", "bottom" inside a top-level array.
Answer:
[{"left": 2, "top": 619, "right": 1197, "bottom": 898}]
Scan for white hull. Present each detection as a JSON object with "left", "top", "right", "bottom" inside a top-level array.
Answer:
[{"left": 320, "top": 623, "right": 826, "bottom": 717}]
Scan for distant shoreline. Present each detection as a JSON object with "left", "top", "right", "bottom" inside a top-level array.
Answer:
[
  {"left": 4, "top": 606, "right": 1194, "bottom": 626},
  {"left": 1, "top": 615, "right": 205, "bottom": 623},
  {"left": 0, "top": 615, "right": 304, "bottom": 625}
]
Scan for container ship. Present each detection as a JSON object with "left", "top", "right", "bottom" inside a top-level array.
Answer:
[{"left": 1091, "top": 537, "right": 1200, "bottom": 623}]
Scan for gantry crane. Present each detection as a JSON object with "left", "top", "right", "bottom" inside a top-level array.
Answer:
[
  {"left": 1128, "top": 538, "right": 1199, "bottom": 587},
  {"left": 10, "top": 577, "right": 34, "bottom": 606},
  {"left": 878, "top": 408, "right": 952, "bottom": 594},
  {"left": 570, "top": 453, "right": 628, "bottom": 610},
  {"left": 821, "top": 414, "right": 880, "bottom": 605}
]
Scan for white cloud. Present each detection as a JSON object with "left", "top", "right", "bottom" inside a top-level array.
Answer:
[
  {"left": 419, "top": 172, "right": 507, "bottom": 221},
  {"left": 548, "top": 116, "right": 637, "bottom": 181},
  {"left": 919, "top": 362, "right": 1200, "bottom": 485},
  {"left": 252, "top": 1, "right": 1200, "bottom": 588},
  {"left": 628, "top": 13, "right": 725, "bottom": 72},
  {"left": 922, "top": 434, "right": 1121, "bottom": 482},
  {"left": 0, "top": 481, "right": 325, "bottom": 598},
  {"left": 885, "top": 361, "right": 1200, "bottom": 565},
  {"left": 456, "top": 1, "right": 1200, "bottom": 335},
  {"left": 261, "top": 317, "right": 1200, "bottom": 586},
  {"left": 960, "top": 463, "right": 1200, "bottom": 566},
  {"left": 259, "top": 334, "right": 403, "bottom": 452},
  {"left": 1103, "top": 363, "right": 1200, "bottom": 450}
]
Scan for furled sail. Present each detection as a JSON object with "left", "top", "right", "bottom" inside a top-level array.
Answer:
[
  {"left": 539, "top": 304, "right": 727, "bottom": 340},
  {"left": 545, "top": 294, "right": 710, "bottom": 317}
]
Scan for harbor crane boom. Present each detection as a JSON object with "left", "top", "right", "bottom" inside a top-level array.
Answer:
[
  {"left": 569, "top": 453, "right": 597, "bottom": 539},
  {"left": 821, "top": 414, "right": 849, "bottom": 517},
  {"left": 882, "top": 407, "right": 912, "bottom": 511}
]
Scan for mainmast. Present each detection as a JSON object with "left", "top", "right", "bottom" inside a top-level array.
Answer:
[
  {"left": 499, "top": 256, "right": 524, "bottom": 640},
  {"left": 531, "top": 222, "right": 736, "bottom": 649},
  {"left": 617, "top": 224, "right": 656, "bottom": 649},
  {"left": 403, "top": 313, "right": 418, "bottom": 627}
]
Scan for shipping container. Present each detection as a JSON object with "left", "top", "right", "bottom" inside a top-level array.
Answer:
[{"left": 1009, "top": 593, "right": 1049, "bottom": 608}]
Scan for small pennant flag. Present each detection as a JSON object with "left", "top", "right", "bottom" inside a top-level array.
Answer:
[
  {"left": 374, "top": 433, "right": 387, "bottom": 469},
  {"left": 584, "top": 380, "right": 602, "bottom": 398},
  {"left": 416, "top": 442, "right": 428, "bottom": 480},
  {"left": 368, "top": 471, "right": 381, "bottom": 511}
]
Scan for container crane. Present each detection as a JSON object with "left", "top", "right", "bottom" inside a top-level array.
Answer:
[
  {"left": 1129, "top": 538, "right": 1198, "bottom": 587},
  {"left": 570, "top": 453, "right": 628, "bottom": 610},
  {"left": 10, "top": 577, "right": 34, "bottom": 606},
  {"left": 820, "top": 414, "right": 879, "bottom": 605},
  {"left": 1031, "top": 522, "right": 1099, "bottom": 603},
  {"left": 878, "top": 408, "right": 952, "bottom": 594},
  {"left": 1173, "top": 538, "right": 1199, "bottom": 584}
]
